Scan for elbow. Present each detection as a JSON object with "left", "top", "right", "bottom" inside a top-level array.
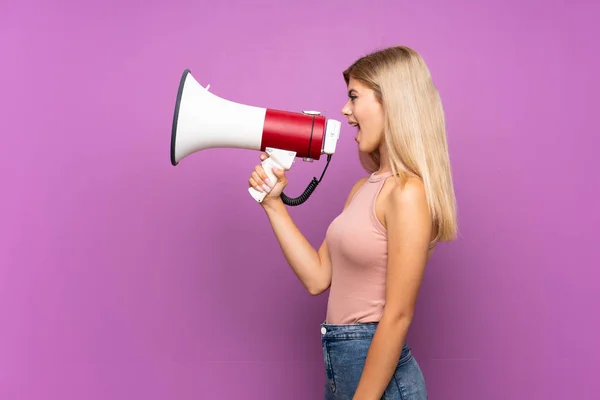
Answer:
[
  {"left": 305, "top": 263, "right": 331, "bottom": 296},
  {"left": 307, "top": 281, "right": 330, "bottom": 296},
  {"left": 308, "top": 287, "right": 325, "bottom": 296}
]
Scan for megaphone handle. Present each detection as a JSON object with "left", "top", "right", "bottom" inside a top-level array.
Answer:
[{"left": 248, "top": 156, "right": 283, "bottom": 203}]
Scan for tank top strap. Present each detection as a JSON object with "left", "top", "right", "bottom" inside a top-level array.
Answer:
[{"left": 368, "top": 171, "right": 393, "bottom": 234}]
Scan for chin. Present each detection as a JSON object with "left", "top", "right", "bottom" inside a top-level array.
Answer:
[{"left": 358, "top": 142, "right": 376, "bottom": 153}]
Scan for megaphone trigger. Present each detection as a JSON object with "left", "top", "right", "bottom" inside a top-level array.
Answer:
[{"left": 248, "top": 148, "right": 296, "bottom": 203}]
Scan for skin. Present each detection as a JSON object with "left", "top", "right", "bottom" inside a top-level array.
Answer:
[{"left": 248, "top": 78, "right": 433, "bottom": 399}]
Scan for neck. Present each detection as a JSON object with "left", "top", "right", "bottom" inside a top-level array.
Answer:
[{"left": 376, "top": 143, "right": 391, "bottom": 174}]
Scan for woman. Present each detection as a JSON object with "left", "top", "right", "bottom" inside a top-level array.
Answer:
[{"left": 248, "top": 46, "right": 458, "bottom": 399}]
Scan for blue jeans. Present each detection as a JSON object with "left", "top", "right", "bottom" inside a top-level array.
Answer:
[{"left": 321, "top": 322, "right": 427, "bottom": 399}]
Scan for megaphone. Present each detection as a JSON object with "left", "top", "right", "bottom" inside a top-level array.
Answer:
[{"left": 170, "top": 69, "right": 341, "bottom": 206}]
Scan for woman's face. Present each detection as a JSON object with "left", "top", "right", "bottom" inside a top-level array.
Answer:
[{"left": 341, "top": 77, "right": 385, "bottom": 154}]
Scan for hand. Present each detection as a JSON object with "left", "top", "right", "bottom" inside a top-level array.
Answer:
[{"left": 248, "top": 152, "right": 288, "bottom": 206}]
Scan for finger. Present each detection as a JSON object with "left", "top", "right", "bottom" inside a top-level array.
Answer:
[
  {"left": 249, "top": 177, "right": 264, "bottom": 192},
  {"left": 252, "top": 171, "right": 271, "bottom": 193},
  {"left": 255, "top": 165, "right": 272, "bottom": 187},
  {"left": 272, "top": 166, "right": 285, "bottom": 179},
  {"left": 259, "top": 153, "right": 268, "bottom": 161},
  {"left": 251, "top": 171, "right": 264, "bottom": 187}
]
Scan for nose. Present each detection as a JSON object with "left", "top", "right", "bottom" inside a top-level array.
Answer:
[{"left": 341, "top": 100, "right": 352, "bottom": 117}]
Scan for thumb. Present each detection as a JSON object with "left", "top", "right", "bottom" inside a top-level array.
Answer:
[{"left": 272, "top": 166, "right": 286, "bottom": 181}]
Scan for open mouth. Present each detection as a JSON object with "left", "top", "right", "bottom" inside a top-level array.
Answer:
[
  {"left": 349, "top": 122, "right": 360, "bottom": 142},
  {"left": 348, "top": 121, "right": 360, "bottom": 142}
]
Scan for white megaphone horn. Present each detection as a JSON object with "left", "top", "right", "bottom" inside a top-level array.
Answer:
[{"left": 170, "top": 69, "right": 341, "bottom": 206}]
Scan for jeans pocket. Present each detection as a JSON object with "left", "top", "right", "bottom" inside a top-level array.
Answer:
[{"left": 398, "top": 346, "right": 414, "bottom": 367}]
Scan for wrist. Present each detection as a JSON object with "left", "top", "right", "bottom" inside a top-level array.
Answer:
[{"left": 261, "top": 197, "right": 284, "bottom": 213}]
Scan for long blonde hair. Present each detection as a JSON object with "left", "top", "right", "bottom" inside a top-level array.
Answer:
[{"left": 343, "top": 46, "right": 458, "bottom": 244}]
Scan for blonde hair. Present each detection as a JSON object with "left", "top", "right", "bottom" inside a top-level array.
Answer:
[{"left": 343, "top": 46, "right": 458, "bottom": 244}]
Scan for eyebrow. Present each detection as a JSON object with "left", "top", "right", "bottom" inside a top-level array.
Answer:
[{"left": 348, "top": 89, "right": 358, "bottom": 96}]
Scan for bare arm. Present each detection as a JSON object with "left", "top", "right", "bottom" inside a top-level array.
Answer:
[
  {"left": 249, "top": 153, "right": 367, "bottom": 295},
  {"left": 261, "top": 198, "right": 332, "bottom": 295}
]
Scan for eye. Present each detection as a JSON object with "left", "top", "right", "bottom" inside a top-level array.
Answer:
[{"left": 347, "top": 89, "right": 358, "bottom": 102}]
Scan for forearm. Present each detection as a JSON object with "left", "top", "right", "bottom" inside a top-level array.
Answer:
[
  {"left": 353, "top": 315, "right": 412, "bottom": 400},
  {"left": 262, "top": 198, "right": 329, "bottom": 294}
]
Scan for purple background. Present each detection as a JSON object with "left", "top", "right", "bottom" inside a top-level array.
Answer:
[{"left": 1, "top": 0, "right": 598, "bottom": 399}]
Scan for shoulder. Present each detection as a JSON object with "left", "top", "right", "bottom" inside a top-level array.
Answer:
[
  {"left": 388, "top": 177, "right": 427, "bottom": 208},
  {"left": 384, "top": 176, "right": 431, "bottom": 231}
]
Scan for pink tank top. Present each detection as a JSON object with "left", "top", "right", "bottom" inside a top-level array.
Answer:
[{"left": 324, "top": 171, "right": 392, "bottom": 324}]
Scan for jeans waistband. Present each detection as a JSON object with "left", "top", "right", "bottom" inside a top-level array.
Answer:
[{"left": 320, "top": 322, "right": 379, "bottom": 340}]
